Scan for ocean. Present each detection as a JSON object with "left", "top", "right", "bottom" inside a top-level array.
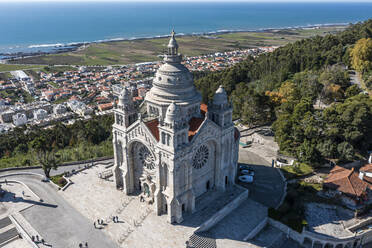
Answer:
[{"left": 0, "top": 1, "right": 372, "bottom": 55}]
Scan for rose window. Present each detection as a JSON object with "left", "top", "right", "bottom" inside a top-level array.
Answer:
[
  {"left": 138, "top": 145, "right": 155, "bottom": 170},
  {"left": 192, "top": 145, "right": 209, "bottom": 169}
]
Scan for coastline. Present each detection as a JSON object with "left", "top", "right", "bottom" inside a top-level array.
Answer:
[{"left": 0, "top": 22, "right": 350, "bottom": 61}]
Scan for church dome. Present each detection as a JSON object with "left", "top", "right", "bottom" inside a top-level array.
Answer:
[
  {"left": 145, "top": 30, "right": 201, "bottom": 106},
  {"left": 165, "top": 102, "right": 181, "bottom": 123},
  {"left": 213, "top": 85, "right": 228, "bottom": 105}
]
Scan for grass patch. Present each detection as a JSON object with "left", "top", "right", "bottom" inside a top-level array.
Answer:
[
  {"left": 280, "top": 162, "right": 314, "bottom": 180},
  {"left": 0, "top": 64, "right": 45, "bottom": 73},
  {"left": 50, "top": 174, "right": 67, "bottom": 187}
]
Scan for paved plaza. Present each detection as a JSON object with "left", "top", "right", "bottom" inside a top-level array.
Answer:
[
  {"left": 59, "top": 164, "right": 256, "bottom": 247},
  {"left": 0, "top": 145, "right": 287, "bottom": 248},
  {"left": 305, "top": 203, "right": 354, "bottom": 237}
]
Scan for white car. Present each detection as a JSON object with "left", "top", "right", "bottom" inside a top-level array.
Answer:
[{"left": 238, "top": 175, "right": 254, "bottom": 183}]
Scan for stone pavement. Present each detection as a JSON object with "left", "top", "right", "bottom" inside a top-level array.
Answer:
[
  {"left": 0, "top": 181, "right": 40, "bottom": 248},
  {"left": 16, "top": 174, "right": 118, "bottom": 248},
  {"left": 200, "top": 198, "right": 268, "bottom": 248},
  {"left": 60, "top": 163, "right": 264, "bottom": 248},
  {"left": 0, "top": 181, "right": 39, "bottom": 217}
]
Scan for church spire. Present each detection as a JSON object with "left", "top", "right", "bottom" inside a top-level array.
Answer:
[{"left": 167, "top": 29, "right": 178, "bottom": 56}]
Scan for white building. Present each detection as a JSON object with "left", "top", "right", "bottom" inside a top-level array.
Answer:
[
  {"left": 33, "top": 109, "right": 48, "bottom": 120},
  {"left": 12, "top": 113, "right": 27, "bottom": 126},
  {"left": 12, "top": 113, "right": 27, "bottom": 127},
  {"left": 67, "top": 100, "right": 93, "bottom": 116},
  {"left": 53, "top": 104, "right": 67, "bottom": 115},
  {"left": 113, "top": 31, "right": 240, "bottom": 224},
  {"left": 11, "top": 70, "right": 30, "bottom": 81}
]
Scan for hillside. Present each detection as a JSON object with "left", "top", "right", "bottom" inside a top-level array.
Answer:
[{"left": 195, "top": 19, "right": 372, "bottom": 165}]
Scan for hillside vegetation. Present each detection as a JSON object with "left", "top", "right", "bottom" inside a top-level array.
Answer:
[{"left": 195, "top": 19, "right": 372, "bottom": 165}]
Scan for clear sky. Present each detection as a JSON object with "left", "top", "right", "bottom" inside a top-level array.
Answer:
[{"left": 0, "top": 0, "right": 372, "bottom": 2}]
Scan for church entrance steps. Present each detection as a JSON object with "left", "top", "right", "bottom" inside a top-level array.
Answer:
[
  {"left": 250, "top": 222, "right": 302, "bottom": 248},
  {"left": 181, "top": 185, "right": 247, "bottom": 230},
  {"left": 202, "top": 198, "right": 267, "bottom": 242}
]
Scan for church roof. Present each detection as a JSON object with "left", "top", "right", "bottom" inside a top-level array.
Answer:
[
  {"left": 144, "top": 104, "right": 208, "bottom": 142},
  {"left": 188, "top": 117, "right": 205, "bottom": 141},
  {"left": 144, "top": 119, "right": 160, "bottom": 141},
  {"left": 200, "top": 103, "right": 208, "bottom": 115}
]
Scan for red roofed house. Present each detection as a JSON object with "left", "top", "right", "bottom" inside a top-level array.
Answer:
[{"left": 324, "top": 165, "right": 372, "bottom": 207}]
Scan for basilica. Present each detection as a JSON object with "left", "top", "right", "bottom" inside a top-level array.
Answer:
[{"left": 112, "top": 31, "right": 240, "bottom": 223}]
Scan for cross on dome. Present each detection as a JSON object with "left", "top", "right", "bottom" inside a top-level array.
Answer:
[{"left": 167, "top": 29, "right": 178, "bottom": 56}]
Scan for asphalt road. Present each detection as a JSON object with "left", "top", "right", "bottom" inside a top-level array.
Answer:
[
  {"left": 237, "top": 147, "right": 285, "bottom": 208},
  {"left": 0, "top": 160, "right": 118, "bottom": 248}
]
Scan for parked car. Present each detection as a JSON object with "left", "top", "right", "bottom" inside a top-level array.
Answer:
[
  {"left": 241, "top": 169, "right": 255, "bottom": 176},
  {"left": 239, "top": 165, "right": 250, "bottom": 171},
  {"left": 238, "top": 175, "right": 254, "bottom": 183}
]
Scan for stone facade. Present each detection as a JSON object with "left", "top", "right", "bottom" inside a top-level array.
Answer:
[{"left": 113, "top": 31, "right": 240, "bottom": 223}]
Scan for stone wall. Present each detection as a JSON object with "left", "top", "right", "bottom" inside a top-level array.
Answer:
[
  {"left": 244, "top": 217, "right": 268, "bottom": 241},
  {"left": 196, "top": 187, "right": 248, "bottom": 233},
  {"left": 268, "top": 218, "right": 304, "bottom": 244}
]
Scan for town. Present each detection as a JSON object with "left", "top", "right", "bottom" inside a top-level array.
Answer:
[{"left": 0, "top": 46, "right": 276, "bottom": 133}]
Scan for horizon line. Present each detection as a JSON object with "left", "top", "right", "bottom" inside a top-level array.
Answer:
[{"left": 0, "top": 0, "right": 372, "bottom": 2}]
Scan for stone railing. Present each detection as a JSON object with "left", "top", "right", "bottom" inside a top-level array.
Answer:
[
  {"left": 244, "top": 217, "right": 268, "bottom": 241},
  {"left": 267, "top": 217, "right": 372, "bottom": 248}
]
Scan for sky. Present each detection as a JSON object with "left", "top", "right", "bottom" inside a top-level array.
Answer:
[{"left": 0, "top": 0, "right": 371, "bottom": 2}]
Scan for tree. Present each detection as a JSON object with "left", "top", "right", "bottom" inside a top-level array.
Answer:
[
  {"left": 350, "top": 38, "right": 372, "bottom": 73},
  {"left": 31, "top": 136, "right": 60, "bottom": 178},
  {"left": 345, "top": 85, "right": 362, "bottom": 98}
]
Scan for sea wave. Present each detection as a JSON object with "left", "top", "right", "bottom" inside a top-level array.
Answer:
[{"left": 28, "top": 43, "right": 65, "bottom": 48}]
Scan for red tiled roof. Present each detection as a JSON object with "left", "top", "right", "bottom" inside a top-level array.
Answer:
[
  {"left": 362, "top": 175, "right": 372, "bottom": 187},
  {"left": 324, "top": 167, "right": 369, "bottom": 198},
  {"left": 98, "top": 102, "right": 113, "bottom": 111},
  {"left": 144, "top": 104, "right": 209, "bottom": 142},
  {"left": 188, "top": 117, "right": 204, "bottom": 141},
  {"left": 360, "top": 164, "right": 372, "bottom": 173},
  {"left": 330, "top": 165, "right": 348, "bottom": 174},
  {"left": 144, "top": 119, "right": 159, "bottom": 141},
  {"left": 200, "top": 103, "right": 208, "bottom": 115}
]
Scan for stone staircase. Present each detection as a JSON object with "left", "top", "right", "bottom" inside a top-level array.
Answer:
[{"left": 0, "top": 216, "right": 19, "bottom": 247}]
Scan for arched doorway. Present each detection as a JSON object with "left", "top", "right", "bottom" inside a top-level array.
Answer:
[
  {"left": 128, "top": 141, "right": 157, "bottom": 195},
  {"left": 143, "top": 183, "right": 150, "bottom": 197}
]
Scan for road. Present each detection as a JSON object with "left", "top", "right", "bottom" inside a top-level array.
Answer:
[
  {"left": 0, "top": 159, "right": 117, "bottom": 248},
  {"left": 237, "top": 147, "right": 285, "bottom": 208}
]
